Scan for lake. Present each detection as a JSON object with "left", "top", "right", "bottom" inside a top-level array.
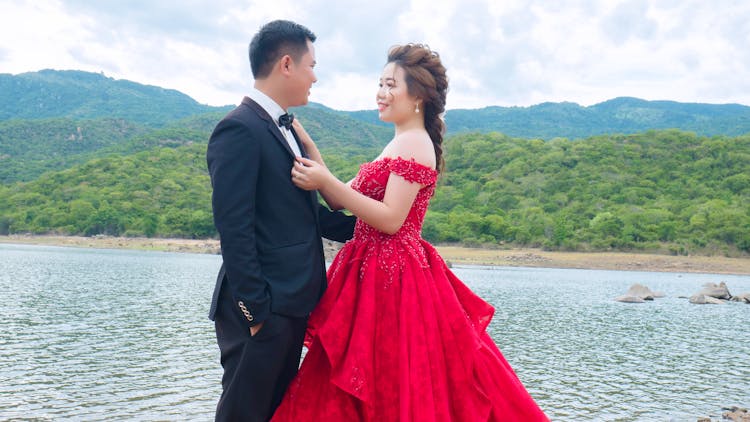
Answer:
[{"left": 1, "top": 243, "right": 748, "bottom": 420}]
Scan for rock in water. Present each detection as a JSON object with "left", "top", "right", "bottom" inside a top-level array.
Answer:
[
  {"left": 689, "top": 294, "right": 725, "bottom": 305},
  {"left": 614, "top": 295, "right": 646, "bottom": 303},
  {"left": 698, "top": 281, "right": 732, "bottom": 299},
  {"left": 614, "top": 283, "right": 658, "bottom": 302},
  {"left": 722, "top": 406, "right": 750, "bottom": 421},
  {"left": 627, "top": 283, "right": 656, "bottom": 300}
]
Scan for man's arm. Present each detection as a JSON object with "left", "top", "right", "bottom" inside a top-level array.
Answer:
[
  {"left": 317, "top": 203, "right": 356, "bottom": 242},
  {"left": 207, "top": 118, "right": 270, "bottom": 329}
]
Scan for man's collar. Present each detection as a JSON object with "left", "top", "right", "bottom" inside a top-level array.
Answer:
[{"left": 248, "top": 87, "right": 285, "bottom": 122}]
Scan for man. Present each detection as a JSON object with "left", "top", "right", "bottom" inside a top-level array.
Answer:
[{"left": 206, "top": 20, "right": 355, "bottom": 421}]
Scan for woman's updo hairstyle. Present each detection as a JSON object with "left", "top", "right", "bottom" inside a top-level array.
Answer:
[{"left": 387, "top": 44, "right": 448, "bottom": 173}]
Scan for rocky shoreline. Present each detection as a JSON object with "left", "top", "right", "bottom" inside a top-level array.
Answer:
[
  {"left": 2, "top": 234, "right": 749, "bottom": 275},
  {"left": 436, "top": 245, "right": 750, "bottom": 275}
]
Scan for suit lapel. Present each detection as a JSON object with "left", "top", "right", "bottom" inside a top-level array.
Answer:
[
  {"left": 290, "top": 127, "right": 309, "bottom": 159},
  {"left": 241, "top": 96, "right": 296, "bottom": 159},
  {"left": 242, "top": 97, "right": 319, "bottom": 212},
  {"left": 289, "top": 128, "right": 319, "bottom": 211}
]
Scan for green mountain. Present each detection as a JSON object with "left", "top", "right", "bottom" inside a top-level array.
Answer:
[
  {"left": 0, "top": 116, "right": 218, "bottom": 183},
  {"left": 0, "top": 71, "right": 391, "bottom": 183},
  {"left": 343, "top": 97, "right": 750, "bottom": 139},
  {"left": 2, "top": 130, "right": 747, "bottom": 254},
  {"left": 0, "top": 111, "right": 387, "bottom": 184},
  {"left": 1, "top": 70, "right": 748, "bottom": 254},
  {"left": 425, "top": 129, "right": 749, "bottom": 254},
  {"left": 0, "top": 143, "right": 214, "bottom": 238},
  {"left": 0, "top": 118, "right": 151, "bottom": 182},
  {"left": 5, "top": 70, "right": 750, "bottom": 141},
  {"left": 0, "top": 69, "right": 228, "bottom": 126}
]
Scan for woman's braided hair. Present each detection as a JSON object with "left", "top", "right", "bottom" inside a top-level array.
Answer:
[{"left": 387, "top": 44, "right": 448, "bottom": 172}]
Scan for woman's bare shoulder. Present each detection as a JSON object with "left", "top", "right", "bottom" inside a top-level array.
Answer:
[{"left": 388, "top": 130, "right": 436, "bottom": 169}]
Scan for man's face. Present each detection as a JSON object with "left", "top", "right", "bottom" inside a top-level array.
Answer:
[{"left": 287, "top": 40, "right": 317, "bottom": 107}]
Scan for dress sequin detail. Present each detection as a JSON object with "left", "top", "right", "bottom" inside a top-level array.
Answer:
[
  {"left": 337, "top": 157, "right": 438, "bottom": 288},
  {"left": 271, "top": 157, "right": 549, "bottom": 422}
]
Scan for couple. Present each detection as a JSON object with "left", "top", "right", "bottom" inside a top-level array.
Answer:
[{"left": 206, "top": 20, "right": 548, "bottom": 422}]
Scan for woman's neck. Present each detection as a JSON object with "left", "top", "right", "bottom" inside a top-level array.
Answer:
[{"left": 394, "top": 116, "right": 425, "bottom": 136}]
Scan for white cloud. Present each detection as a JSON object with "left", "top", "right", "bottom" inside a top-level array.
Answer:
[
  {"left": 311, "top": 71, "right": 381, "bottom": 110},
  {"left": 1, "top": 0, "right": 749, "bottom": 109},
  {"left": 0, "top": 1, "right": 90, "bottom": 73}
]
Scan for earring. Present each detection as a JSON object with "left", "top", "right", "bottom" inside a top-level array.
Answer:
[{"left": 415, "top": 103, "right": 420, "bottom": 113}]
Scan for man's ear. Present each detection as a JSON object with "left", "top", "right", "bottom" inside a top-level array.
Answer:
[{"left": 279, "top": 55, "right": 293, "bottom": 76}]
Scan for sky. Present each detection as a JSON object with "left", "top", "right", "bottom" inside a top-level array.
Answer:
[{"left": 1, "top": 0, "right": 749, "bottom": 111}]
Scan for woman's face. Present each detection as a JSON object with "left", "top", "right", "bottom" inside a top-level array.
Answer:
[{"left": 376, "top": 62, "right": 419, "bottom": 124}]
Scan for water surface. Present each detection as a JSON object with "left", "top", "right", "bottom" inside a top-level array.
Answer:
[{"left": 1, "top": 244, "right": 748, "bottom": 420}]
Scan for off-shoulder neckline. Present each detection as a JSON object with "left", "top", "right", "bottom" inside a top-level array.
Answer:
[{"left": 369, "top": 156, "right": 438, "bottom": 174}]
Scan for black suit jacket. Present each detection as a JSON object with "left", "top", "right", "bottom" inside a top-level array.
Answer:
[{"left": 206, "top": 96, "right": 355, "bottom": 327}]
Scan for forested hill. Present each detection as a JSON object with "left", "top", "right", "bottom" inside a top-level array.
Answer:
[
  {"left": 0, "top": 109, "right": 389, "bottom": 184},
  {"left": 0, "top": 69, "right": 229, "bottom": 126},
  {"left": 344, "top": 97, "right": 750, "bottom": 139},
  {"left": 1, "top": 70, "right": 748, "bottom": 254},
  {"left": 0, "top": 70, "right": 391, "bottom": 183},
  {"left": 1, "top": 130, "right": 747, "bottom": 254}
]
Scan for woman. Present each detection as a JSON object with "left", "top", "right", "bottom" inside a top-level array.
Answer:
[{"left": 272, "top": 44, "right": 548, "bottom": 421}]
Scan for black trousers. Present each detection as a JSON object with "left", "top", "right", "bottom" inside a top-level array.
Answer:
[{"left": 214, "top": 285, "right": 307, "bottom": 422}]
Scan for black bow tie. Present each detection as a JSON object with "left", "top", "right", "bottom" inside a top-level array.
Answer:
[{"left": 278, "top": 113, "right": 294, "bottom": 130}]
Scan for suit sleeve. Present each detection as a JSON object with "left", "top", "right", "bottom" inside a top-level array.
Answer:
[
  {"left": 207, "top": 118, "right": 270, "bottom": 327},
  {"left": 317, "top": 203, "right": 356, "bottom": 242}
]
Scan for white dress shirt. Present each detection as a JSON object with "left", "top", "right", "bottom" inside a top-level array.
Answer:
[{"left": 247, "top": 88, "right": 302, "bottom": 157}]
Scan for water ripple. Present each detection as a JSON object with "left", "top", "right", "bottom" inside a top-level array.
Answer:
[
  {"left": 1, "top": 245, "right": 748, "bottom": 420},
  {"left": 470, "top": 265, "right": 750, "bottom": 421}
]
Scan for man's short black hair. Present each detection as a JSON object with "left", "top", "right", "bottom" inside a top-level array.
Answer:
[{"left": 248, "top": 20, "right": 316, "bottom": 79}]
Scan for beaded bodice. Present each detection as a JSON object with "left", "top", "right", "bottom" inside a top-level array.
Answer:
[{"left": 349, "top": 156, "right": 438, "bottom": 243}]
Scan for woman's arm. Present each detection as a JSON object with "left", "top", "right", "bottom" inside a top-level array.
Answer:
[
  {"left": 291, "top": 119, "right": 324, "bottom": 165},
  {"left": 290, "top": 119, "right": 348, "bottom": 210},
  {"left": 292, "top": 157, "right": 423, "bottom": 235},
  {"left": 293, "top": 130, "right": 436, "bottom": 234}
]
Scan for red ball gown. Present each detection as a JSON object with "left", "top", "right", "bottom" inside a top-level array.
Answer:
[{"left": 272, "top": 157, "right": 548, "bottom": 421}]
